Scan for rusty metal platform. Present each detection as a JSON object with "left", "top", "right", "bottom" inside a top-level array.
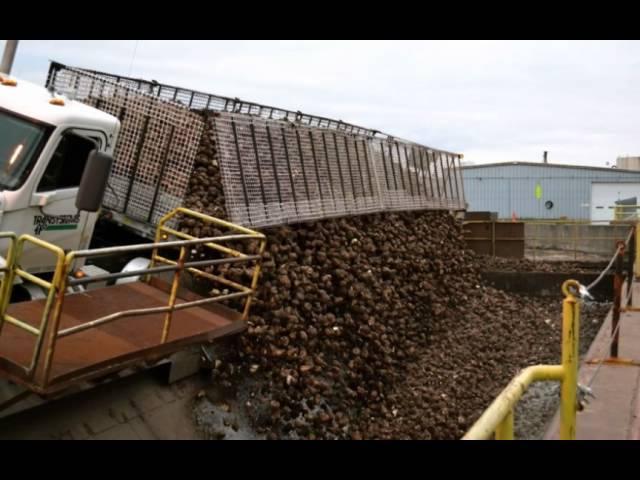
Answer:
[{"left": 0, "top": 282, "right": 244, "bottom": 395}]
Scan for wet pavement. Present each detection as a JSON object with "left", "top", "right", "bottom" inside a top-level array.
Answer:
[{"left": 0, "top": 368, "right": 207, "bottom": 440}]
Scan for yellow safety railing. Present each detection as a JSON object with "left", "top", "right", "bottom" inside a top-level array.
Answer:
[
  {"left": 150, "top": 207, "right": 267, "bottom": 323},
  {"left": 0, "top": 234, "right": 65, "bottom": 378},
  {"left": 0, "top": 207, "right": 266, "bottom": 388},
  {"left": 463, "top": 279, "right": 581, "bottom": 440},
  {"left": 0, "top": 232, "right": 16, "bottom": 329}
]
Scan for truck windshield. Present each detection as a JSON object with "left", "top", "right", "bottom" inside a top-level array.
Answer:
[{"left": 0, "top": 108, "right": 52, "bottom": 190}]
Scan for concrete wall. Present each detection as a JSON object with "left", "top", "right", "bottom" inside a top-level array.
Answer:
[{"left": 525, "top": 223, "right": 632, "bottom": 256}]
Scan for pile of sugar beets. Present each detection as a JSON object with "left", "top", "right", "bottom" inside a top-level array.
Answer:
[{"left": 179, "top": 113, "right": 608, "bottom": 440}]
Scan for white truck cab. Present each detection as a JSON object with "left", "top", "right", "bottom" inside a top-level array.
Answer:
[{"left": 0, "top": 74, "right": 120, "bottom": 273}]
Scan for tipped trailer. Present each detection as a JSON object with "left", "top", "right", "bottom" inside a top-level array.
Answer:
[
  {"left": 44, "top": 61, "right": 467, "bottom": 235},
  {"left": 0, "top": 59, "right": 465, "bottom": 419}
]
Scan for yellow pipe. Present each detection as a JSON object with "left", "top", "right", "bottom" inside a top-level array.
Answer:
[
  {"left": 152, "top": 255, "right": 251, "bottom": 293},
  {"left": 635, "top": 223, "right": 640, "bottom": 278},
  {"left": 173, "top": 207, "right": 265, "bottom": 236},
  {"left": 242, "top": 239, "right": 266, "bottom": 321},
  {"left": 586, "top": 357, "right": 640, "bottom": 367},
  {"left": 161, "top": 246, "right": 186, "bottom": 344},
  {"left": 462, "top": 364, "right": 564, "bottom": 440},
  {"left": 41, "top": 256, "right": 70, "bottom": 387},
  {"left": 495, "top": 409, "right": 514, "bottom": 440},
  {"left": 463, "top": 220, "right": 614, "bottom": 225},
  {"left": 621, "top": 306, "right": 640, "bottom": 312},
  {"left": 160, "top": 226, "right": 247, "bottom": 258},
  {"left": 0, "top": 233, "right": 17, "bottom": 336},
  {"left": 560, "top": 280, "right": 580, "bottom": 440},
  {"left": 465, "top": 236, "right": 626, "bottom": 241},
  {"left": 3, "top": 314, "right": 40, "bottom": 336},
  {"left": 14, "top": 235, "right": 66, "bottom": 377},
  {"left": 19, "top": 234, "right": 66, "bottom": 258},
  {"left": 156, "top": 207, "right": 265, "bottom": 240},
  {"left": 15, "top": 270, "right": 52, "bottom": 290}
]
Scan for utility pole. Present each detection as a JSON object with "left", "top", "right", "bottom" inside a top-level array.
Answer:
[{"left": 0, "top": 40, "right": 19, "bottom": 75}]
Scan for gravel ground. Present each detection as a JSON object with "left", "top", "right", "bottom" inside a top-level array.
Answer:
[{"left": 192, "top": 381, "right": 262, "bottom": 440}]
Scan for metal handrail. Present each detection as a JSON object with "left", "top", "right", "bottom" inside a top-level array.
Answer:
[
  {"left": 463, "top": 279, "right": 581, "bottom": 440},
  {"left": 70, "top": 233, "right": 262, "bottom": 259},
  {"left": 0, "top": 207, "right": 266, "bottom": 387},
  {"left": 66, "top": 254, "right": 262, "bottom": 287},
  {"left": 56, "top": 291, "right": 251, "bottom": 338},
  {"left": 463, "top": 219, "right": 631, "bottom": 225},
  {"left": 0, "top": 232, "right": 17, "bottom": 337},
  {"left": 464, "top": 365, "right": 564, "bottom": 439},
  {"left": 150, "top": 208, "right": 267, "bottom": 320},
  {"left": 0, "top": 235, "right": 65, "bottom": 378}
]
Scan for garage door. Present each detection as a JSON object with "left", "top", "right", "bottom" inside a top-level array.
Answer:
[{"left": 591, "top": 183, "right": 640, "bottom": 221}]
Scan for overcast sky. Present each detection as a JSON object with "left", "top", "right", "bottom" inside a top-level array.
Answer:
[{"left": 2, "top": 40, "right": 639, "bottom": 167}]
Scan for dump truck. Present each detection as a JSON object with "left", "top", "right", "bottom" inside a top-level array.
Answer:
[
  {"left": 0, "top": 60, "right": 466, "bottom": 421},
  {"left": 0, "top": 72, "right": 266, "bottom": 417}
]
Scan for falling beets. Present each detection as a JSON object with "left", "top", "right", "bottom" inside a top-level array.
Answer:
[{"left": 178, "top": 114, "right": 607, "bottom": 440}]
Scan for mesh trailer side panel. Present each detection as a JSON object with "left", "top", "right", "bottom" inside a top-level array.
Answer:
[
  {"left": 46, "top": 66, "right": 205, "bottom": 227},
  {"left": 45, "top": 62, "right": 465, "bottom": 231},
  {"left": 212, "top": 113, "right": 465, "bottom": 228}
]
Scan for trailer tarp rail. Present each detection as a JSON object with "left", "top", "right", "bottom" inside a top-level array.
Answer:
[{"left": 47, "top": 61, "right": 381, "bottom": 138}]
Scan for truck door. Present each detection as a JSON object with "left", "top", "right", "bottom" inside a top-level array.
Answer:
[{"left": 18, "top": 130, "right": 99, "bottom": 272}]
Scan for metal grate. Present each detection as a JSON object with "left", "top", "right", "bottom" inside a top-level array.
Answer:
[
  {"left": 213, "top": 113, "right": 465, "bottom": 228},
  {"left": 45, "top": 61, "right": 465, "bottom": 231},
  {"left": 45, "top": 63, "right": 205, "bottom": 227},
  {"left": 47, "top": 61, "right": 380, "bottom": 138}
]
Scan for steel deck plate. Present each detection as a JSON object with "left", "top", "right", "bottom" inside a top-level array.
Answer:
[{"left": 0, "top": 282, "right": 244, "bottom": 394}]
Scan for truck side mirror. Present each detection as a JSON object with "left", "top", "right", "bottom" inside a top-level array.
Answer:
[{"left": 76, "top": 150, "right": 114, "bottom": 212}]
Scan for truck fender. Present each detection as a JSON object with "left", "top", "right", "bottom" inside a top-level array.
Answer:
[
  {"left": 22, "top": 282, "right": 48, "bottom": 300},
  {"left": 115, "top": 257, "right": 151, "bottom": 285}
]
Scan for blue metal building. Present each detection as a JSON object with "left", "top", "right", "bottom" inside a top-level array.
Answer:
[{"left": 462, "top": 162, "right": 640, "bottom": 220}]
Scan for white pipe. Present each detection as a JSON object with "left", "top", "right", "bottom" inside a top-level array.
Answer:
[{"left": 0, "top": 40, "right": 19, "bottom": 75}]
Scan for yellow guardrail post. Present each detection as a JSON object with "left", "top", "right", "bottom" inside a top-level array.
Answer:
[
  {"left": 161, "top": 245, "right": 186, "bottom": 343},
  {"left": 242, "top": 238, "right": 266, "bottom": 321},
  {"left": 40, "top": 247, "right": 70, "bottom": 387},
  {"left": 463, "top": 279, "right": 581, "bottom": 440},
  {"left": 0, "top": 233, "right": 17, "bottom": 337},
  {"left": 635, "top": 222, "right": 640, "bottom": 279},
  {"left": 560, "top": 279, "right": 579, "bottom": 440}
]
